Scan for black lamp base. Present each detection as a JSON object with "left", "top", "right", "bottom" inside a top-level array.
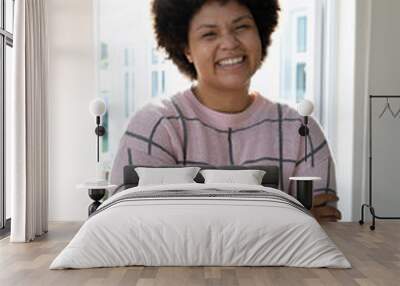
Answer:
[{"left": 88, "top": 189, "right": 106, "bottom": 216}]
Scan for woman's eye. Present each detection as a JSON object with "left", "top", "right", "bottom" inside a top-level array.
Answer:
[
  {"left": 202, "top": 32, "right": 216, "bottom": 38},
  {"left": 236, "top": 25, "right": 249, "bottom": 31}
]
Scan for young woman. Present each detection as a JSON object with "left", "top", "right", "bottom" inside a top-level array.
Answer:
[{"left": 110, "top": 0, "right": 340, "bottom": 221}]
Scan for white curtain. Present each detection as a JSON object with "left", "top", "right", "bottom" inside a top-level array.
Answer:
[{"left": 10, "top": 0, "right": 48, "bottom": 242}]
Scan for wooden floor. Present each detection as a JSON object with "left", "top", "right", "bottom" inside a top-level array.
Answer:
[{"left": 0, "top": 222, "right": 399, "bottom": 286}]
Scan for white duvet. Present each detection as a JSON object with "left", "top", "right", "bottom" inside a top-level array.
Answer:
[{"left": 50, "top": 183, "right": 351, "bottom": 269}]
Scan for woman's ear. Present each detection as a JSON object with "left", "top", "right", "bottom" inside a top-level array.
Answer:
[{"left": 185, "top": 47, "right": 193, "bottom": 63}]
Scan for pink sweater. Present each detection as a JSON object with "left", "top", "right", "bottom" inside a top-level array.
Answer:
[{"left": 110, "top": 88, "right": 336, "bottom": 197}]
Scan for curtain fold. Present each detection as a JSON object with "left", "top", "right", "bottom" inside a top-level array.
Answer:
[{"left": 10, "top": 0, "right": 48, "bottom": 242}]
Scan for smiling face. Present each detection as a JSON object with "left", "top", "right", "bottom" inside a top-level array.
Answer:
[{"left": 185, "top": 0, "right": 262, "bottom": 91}]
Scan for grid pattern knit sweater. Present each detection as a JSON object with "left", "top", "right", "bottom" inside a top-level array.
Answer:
[{"left": 110, "top": 88, "right": 336, "bottom": 197}]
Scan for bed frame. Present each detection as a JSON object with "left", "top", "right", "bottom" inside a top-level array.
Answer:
[{"left": 118, "top": 165, "right": 280, "bottom": 191}]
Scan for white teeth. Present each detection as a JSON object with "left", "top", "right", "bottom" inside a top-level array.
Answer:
[{"left": 218, "top": 56, "right": 244, "bottom": 66}]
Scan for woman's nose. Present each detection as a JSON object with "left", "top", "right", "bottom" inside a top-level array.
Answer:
[{"left": 219, "top": 33, "right": 240, "bottom": 50}]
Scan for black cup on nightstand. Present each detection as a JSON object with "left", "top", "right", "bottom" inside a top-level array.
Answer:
[
  {"left": 289, "top": 177, "right": 321, "bottom": 210},
  {"left": 295, "top": 181, "right": 313, "bottom": 210},
  {"left": 77, "top": 182, "right": 117, "bottom": 217}
]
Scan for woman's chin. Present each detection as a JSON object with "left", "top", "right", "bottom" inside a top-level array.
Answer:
[{"left": 215, "top": 77, "right": 250, "bottom": 91}]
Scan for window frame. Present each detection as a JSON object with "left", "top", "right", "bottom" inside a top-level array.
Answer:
[
  {"left": 123, "top": 47, "right": 135, "bottom": 118},
  {"left": 150, "top": 44, "right": 167, "bottom": 98},
  {"left": 320, "top": 0, "right": 338, "bottom": 145},
  {"left": 0, "top": 0, "right": 14, "bottom": 233},
  {"left": 291, "top": 10, "right": 308, "bottom": 103}
]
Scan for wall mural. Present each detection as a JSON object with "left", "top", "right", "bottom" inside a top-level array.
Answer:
[{"left": 94, "top": 0, "right": 321, "bottom": 169}]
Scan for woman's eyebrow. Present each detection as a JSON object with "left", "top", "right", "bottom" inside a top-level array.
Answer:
[
  {"left": 232, "top": 14, "right": 254, "bottom": 24},
  {"left": 196, "top": 24, "right": 218, "bottom": 31},
  {"left": 195, "top": 14, "right": 254, "bottom": 31}
]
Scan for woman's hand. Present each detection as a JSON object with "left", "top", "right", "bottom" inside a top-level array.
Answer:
[{"left": 311, "top": 193, "right": 341, "bottom": 222}]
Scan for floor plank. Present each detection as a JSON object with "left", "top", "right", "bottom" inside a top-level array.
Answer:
[{"left": 0, "top": 221, "right": 399, "bottom": 286}]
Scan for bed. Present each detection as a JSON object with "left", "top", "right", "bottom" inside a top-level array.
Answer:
[{"left": 50, "top": 165, "right": 351, "bottom": 269}]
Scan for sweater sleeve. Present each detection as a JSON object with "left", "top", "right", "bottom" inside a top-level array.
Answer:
[
  {"left": 109, "top": 101, "right": 179, "bottom": 186},
  {"left": 289, "top": 116, "right": 337, "bottom": 198}
]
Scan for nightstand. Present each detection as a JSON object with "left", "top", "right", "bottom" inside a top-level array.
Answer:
[
  {"left": 289, "top": 177, "right": 321, "bottom": 210},
  {"left": 77, "top": 182, "right": 117, "bottom": 216}
]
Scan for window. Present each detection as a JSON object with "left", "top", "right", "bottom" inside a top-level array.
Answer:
[
  {"left": 95, "top": 0, "right": 334, "bottom": 164},
  {"left": 294, "top": 15, "right": 307, "bottom": 102},
  {"left": 297, "top": 16, "right": 307, "bottom": 53},
  {"left": 1, "top": 0, "right": 14, "bottom": 236},
  {"left": 150, "top": 46, "right": 167, "bottom": 98},
  {"left": 123, "top": 47, "right": 135, "bottom": 117},
  {"left": 296, "top": 63, "right": 306, "bottom": 102},
  {"left": 279, "top": 1, "right": 319, "bottom": 106},
  {"left": 151, "top": 71, "right": 158, "bottom": 98},
  {"left": 252, "top": 0, "right": 328, "bottom": 122}
]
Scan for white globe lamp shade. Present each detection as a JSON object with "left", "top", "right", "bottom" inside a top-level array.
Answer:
[
  {"left": 297, "top": 99, "right": 314, "bottom": 116},
  {"left": 89, "top": 98, "right": 106, "bottom": 117}
]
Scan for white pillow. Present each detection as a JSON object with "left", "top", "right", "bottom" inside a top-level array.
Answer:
[
  {"left": 200, "top": 169, "right": 266, "bottom": 185},
  {"left": 135, "top": 167, "right": 201, "bottom": 186}
]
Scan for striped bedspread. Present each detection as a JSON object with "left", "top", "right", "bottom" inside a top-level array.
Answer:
[{"left": 50, "top": 183, "right": 350, "bottom": 269}]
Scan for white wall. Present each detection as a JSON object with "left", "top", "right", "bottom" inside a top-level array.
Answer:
[
  {"left": 369, "top": 0, "right": 400, "bottom": 95},
  {"left": 365, "top": 0, "right": 400, "bottom": 218},
  {"left": 335, "top": 0, "right": 400, "bottom": 221},
  {"left": 351, "top": 0, "right": 371, "bottom": 222},
  {"left": 48, "top": 0, "right": 96, "bottom": 221},
  {"left": 334, "top": 0, "right": 356, "bottom": 221},
  {"left": 333, "top": 0, "right": 371, "bottom": 222}
]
